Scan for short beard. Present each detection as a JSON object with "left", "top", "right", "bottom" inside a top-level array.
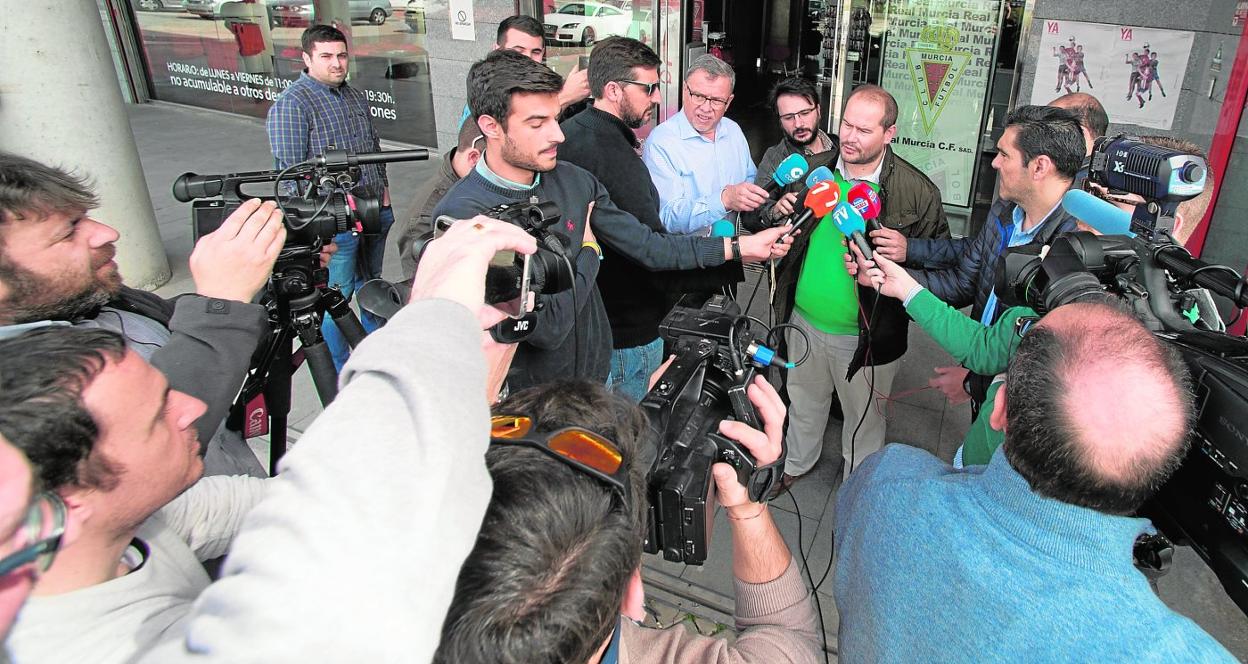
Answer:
[
  {"left": 0, "top": 257, "right": 120, "bottom": 325},
  {"left": 501, "top": 134, "right": 555, "bottom": 174},
  {"left": 842, "top": 144, "right": 885, "bottom": 166},
  {"left": 619, "top": 99, "right": 651, "bottom": 129},
  {"left": 787, "top": 127, "right": 818, "bottom": 148}
]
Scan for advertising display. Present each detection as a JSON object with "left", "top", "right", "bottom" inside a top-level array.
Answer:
[
  {"left": 132, "top": 0, "right": 435, "bottom": 146},
  {"left": 1027, "top": 20, "right": 1194, "bottom": 130},
  {"left": 880, "top": 0, "right": 1001, "bottom": 207}
]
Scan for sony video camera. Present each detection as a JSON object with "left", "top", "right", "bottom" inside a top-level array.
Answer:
[
  {"left": 173, "top": 147, "right": 429, "bottom": 247},
  {"left": 640, "top": 295, "right": 790, "bottom": 565},
  {"left": 994, "top": 135, "right": 1248, "bottom": 616}
]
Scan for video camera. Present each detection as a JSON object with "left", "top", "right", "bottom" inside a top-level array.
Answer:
[
  {"left": 640, "top": 295, "right": 791, "bottom": 565},
  {"left": 995, "top": 135, "right": 1248, "bottom": 616},
  {"left": 172, "top": 147, "right": 429, "bottom": 247},
  {"left": 363, "top": 199, "right": 576, "bottom": 344}
]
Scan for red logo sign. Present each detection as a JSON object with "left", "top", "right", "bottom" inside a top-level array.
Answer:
[
  {"left": 1047, "top": 21, "right": 1059, "bottom": 34},
  {"left": 1121, "top": 28, "right": 1133, "bottom": 40}
]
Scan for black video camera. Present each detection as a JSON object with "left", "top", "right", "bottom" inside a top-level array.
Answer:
[
  {"left": 402, "top": 200, "right": 575, "bottom": 344},
  {"left": 996, "top": 136, "right": 1248, "bottom": 616},
  {"left": 640, "top": 295, "right": 789, "bottom": 565},
  {"left": 173, "top": 148, "right": 429, "bottom": 247},
  {"left": 469, "top": 200, "right": 575, "bottom": 307}
]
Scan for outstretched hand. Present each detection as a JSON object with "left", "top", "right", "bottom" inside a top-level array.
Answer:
[{"left": 411, "top": 215, "right": 538, "bottom": 330}]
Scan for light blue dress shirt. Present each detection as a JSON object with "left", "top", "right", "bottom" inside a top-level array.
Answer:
[{"left": 641, "top": 111, "right": 757, "bottom": 234}]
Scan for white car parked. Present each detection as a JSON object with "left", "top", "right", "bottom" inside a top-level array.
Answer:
[{"left": 543, "top": 1, "right": 632, "bottom": 46}]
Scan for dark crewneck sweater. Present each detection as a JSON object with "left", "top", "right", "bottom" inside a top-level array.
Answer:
[
  {"left": 432, "top": 161, "right": 725, "bottom": 390},
  {"left": 560, "top": 106, "right": 743, "bottom": 348}
]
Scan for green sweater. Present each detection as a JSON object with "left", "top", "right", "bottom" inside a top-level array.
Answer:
[{"left": 904, "top": 288, "right": 1037, "bottom": 465}]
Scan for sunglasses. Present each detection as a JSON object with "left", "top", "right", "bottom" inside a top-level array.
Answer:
[
  {"left": 0, "top": 492, "right": 67, "bottom": 577},
  {"left": 618, "top": 79, "right": 661, "bottom": 96},
  {"left": 490, "top": 415, "right": 630, "bottom": 503}
]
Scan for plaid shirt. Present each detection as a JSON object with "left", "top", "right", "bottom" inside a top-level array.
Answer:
[{"left": 266, "top": 72, "right": 387, "bottom": 198}]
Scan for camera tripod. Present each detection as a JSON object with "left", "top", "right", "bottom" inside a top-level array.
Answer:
[{"left": 228, "top": 244, "right": 369, "bottom": 475}]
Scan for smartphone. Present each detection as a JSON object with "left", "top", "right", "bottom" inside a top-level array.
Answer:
[{"left": 578, "top": 55, "right": 590, "bottom": 70}]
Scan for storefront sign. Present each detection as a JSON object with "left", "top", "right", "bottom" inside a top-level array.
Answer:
[
  {"left": 881, "top": 0, "right": 1000, "bottom": 207},
  {"left": 1027, "top": 20, "right": 1193, "bottom": 130},
  {"left": 449, "top": 0, "right": 476, "bottom": 40}
]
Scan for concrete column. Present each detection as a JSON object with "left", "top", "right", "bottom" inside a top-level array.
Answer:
[
  {"left": 425, "top": 0, "right": 518, "bottom": 152},
  {"left": 0, "top": 0, "right": 171, "bottom": 290}
]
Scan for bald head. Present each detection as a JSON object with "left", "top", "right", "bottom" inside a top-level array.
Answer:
[
  {"left": 1050, "top": 93, "right": 1107, "bottom": 155},
  {"left": 1002, "top": 302, "right": 1194, "bottom": 515}
]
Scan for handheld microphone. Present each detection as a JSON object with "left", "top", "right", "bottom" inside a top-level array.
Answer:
[
  {"left": 805, "top": 166, "right": 834, "bottom": 188},
  {"left": 1061, "top": 189, "right": 1136, "bottom": 237},
  {"left": 774, "top": 170, "right": 836, "bottom": 228},
  {"left": 708, "top": 219, "right": 736, "bottom": 237},
  {"left": 780, "top": 181, "right": 840, "bottom": 241},
  {"left": 831, "top": 201, "right": 873, "bottom": 260},
  {"left": 846, "top": 181, "right": 882, "bottom": 227},
  {"left": 765, "top": 154, "right": 810, "bottom": 195}
]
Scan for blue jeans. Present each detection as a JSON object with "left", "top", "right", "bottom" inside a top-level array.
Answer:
[
  {"left": 607, "top": 337, "right": 665, "bottom": 403},
  {"left": 322, "top": 206, "right": 394, "bottom": 370}
]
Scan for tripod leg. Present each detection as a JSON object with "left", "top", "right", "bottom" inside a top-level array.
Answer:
[
  {"left": 292, "top": 313, "right": 341, "bottom": 404},
  {"left": 266, "top": 328, "right": 294, "bottom": 475},
  {"left": 321, "top": 287, "right": 368, "bottom": 348}
]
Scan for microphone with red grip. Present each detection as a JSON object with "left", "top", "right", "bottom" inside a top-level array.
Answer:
[
  {"left": 830, "top": 201, "right": 874, "bottom": 260},
  {"left": 779, "top": 181, "right": 841, "bottom": 242}
]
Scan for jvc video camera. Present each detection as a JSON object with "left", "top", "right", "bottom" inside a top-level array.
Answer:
[
  {"left": 409, "top": 199, "right": 574, "bottom": 344},
  {"left": 640, "top": 295, "right": 787, "bottom": 565},
  {"left": 173, "top": 148, "right": 429, "bottom": 247},
  {"left": 995, "top": 136, "right": 1248, "bottom": 617}
]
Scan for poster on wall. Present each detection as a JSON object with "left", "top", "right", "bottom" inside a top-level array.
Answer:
[
  {"left": 881, "top": 0, "right": 1001, "bottom": 208},
  {"left": 1027, "top": 20, "right": 1194, "bottom": 130}
]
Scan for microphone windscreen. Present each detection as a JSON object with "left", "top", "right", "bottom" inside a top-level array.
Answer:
[
  {"left": 773, "top": 154, "right": 810, "bottom": 187},
  {"left": 1061, "top": 189, "right": 1135, "bottom": 237},
  {"left": 805, "top": 166, "right": 834, "bottom": 188},
  {"left": 709, "top": 219, "right": 736, "bottom": 237},
  {"left": 830, "top": 201, "right": 867, "bottom": 236},
  {"left": 803, "top": 181, "right": 841, "bottom": 216},
  {"left": 846, "top": 181, "right": 882, "bottom": 219}
]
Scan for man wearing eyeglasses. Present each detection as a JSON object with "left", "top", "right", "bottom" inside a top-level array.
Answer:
[
  {"left": 559, "top": 37, "right": 750, "bottom": 402},
  {"left": 434, "top": 377, "right": 821, "bottom": 663},
  {"left": 0, "top": 436, "right": 71, "bottom": 642},
  {"left": 643, "top": 54, "right": 768, "bottom": 236},
  {"left": 0, "top": 327, "right": 268, "bottom": 663},
  {"left": 748, "top": 77, "right": 836, "bottom": 228}
]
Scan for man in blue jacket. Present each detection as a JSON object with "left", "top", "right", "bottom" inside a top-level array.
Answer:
[{"left": 869, "top": 105, "right": 1084, "bottom": 408}]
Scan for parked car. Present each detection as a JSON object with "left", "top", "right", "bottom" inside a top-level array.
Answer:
[
  {"left": 135, "top": 0, "right": 184, "bottom": 11},
  {"left": 182, "top": 0, "right": 227, "bottom": 19},
  {"left": 268, "top": 0, "right": 390, "bottom": 27},
  {"left": 543, "top": 1, "right": 631, "bottom": 46}
]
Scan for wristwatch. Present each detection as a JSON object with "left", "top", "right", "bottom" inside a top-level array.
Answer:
[{"left": 730, "top": 236, "right": 742, "bottom": 261}]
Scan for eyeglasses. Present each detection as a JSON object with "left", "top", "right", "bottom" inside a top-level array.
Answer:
[
  {"left": 618, "top": 79, "right": 660, "bottom": 96},
  {"left": 779, "top": 107, "right": 817, "bottom": 123},
  {"left": 687, "top": 90, "right": 729, "bottom": 110},
  {"left": 0, "top": 492, "right": 67, "bottom": 578},
  {"left": 489, "top": 415, "right": 629, "bottom": 503}
]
